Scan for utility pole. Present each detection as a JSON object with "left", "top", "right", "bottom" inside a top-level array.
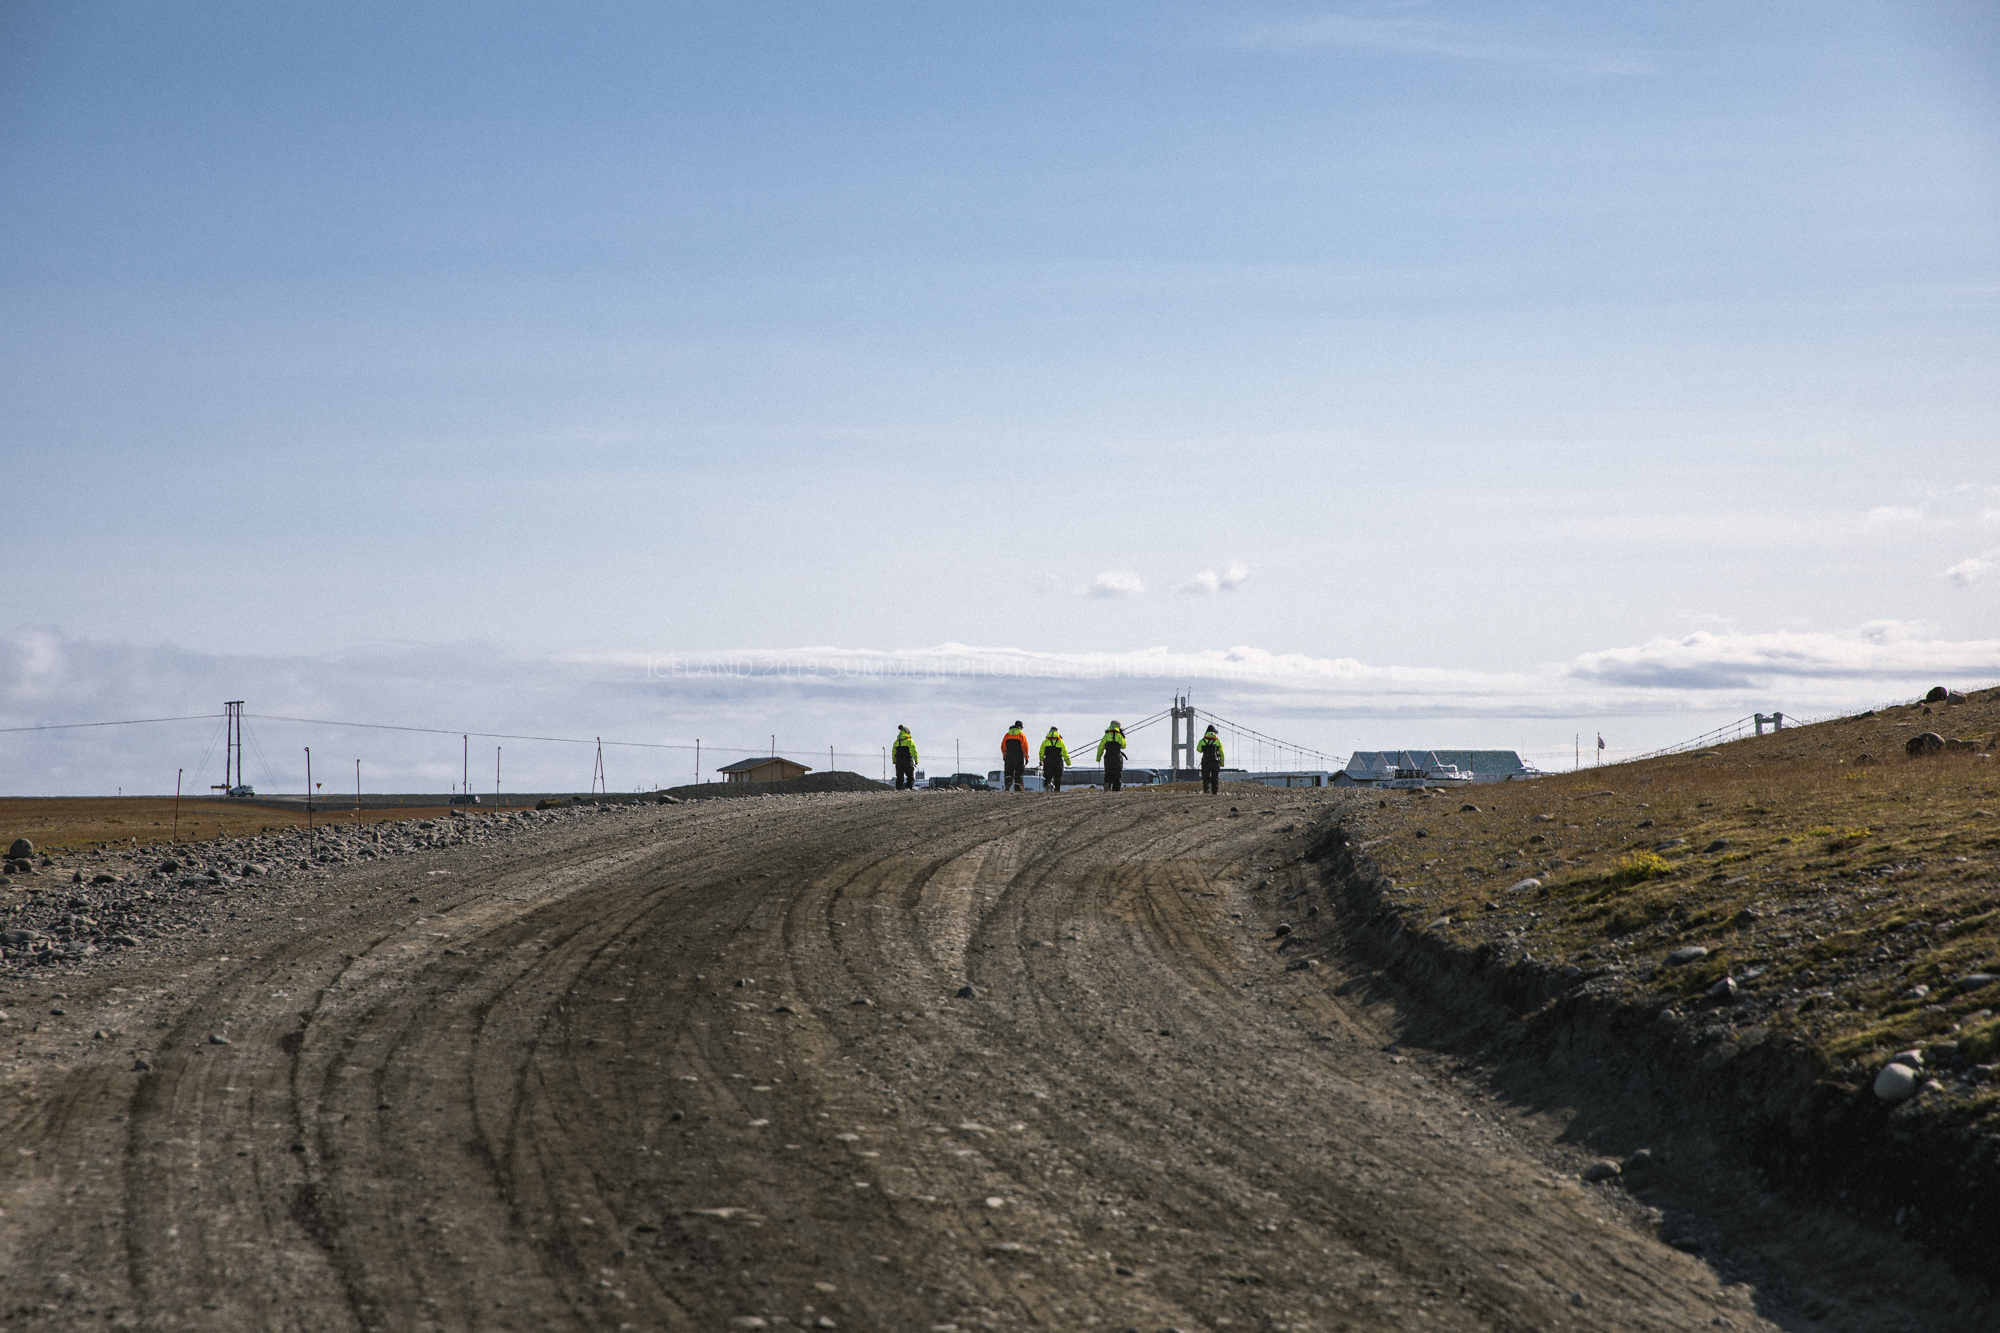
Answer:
[
  {"left": 305, "top": 747, "right": 313, "bottom": 831},
  {"left": 174, "top": 769, "right": 182, "bottom": 843},
  {"left": 223, "top": 700, "right": 244, "bottom": 791},
  {"left": 695, "top": 739, "right": 701, "bottom": 785},
  {"left": 355, "top": 759, "right": 361, "bottom": 822},
  {"left": 592, "top": 738, "right": 607, "bottom": 794},
  {"left": 496, "top": 747, "right": 502, "bottom": 810}
]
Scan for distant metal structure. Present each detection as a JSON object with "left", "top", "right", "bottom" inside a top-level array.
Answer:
[
  {"left": 1169, "top": 694, "right": 1195, "bottom": 782},
  {"left": 1754, "top": 712, "right": 1787, "bottom": 735},
  {"left": 224, "top": 700, "right": 245, "bottom": 792},
  {"left": 591, "top": 737, "right": 607, "bottom": 794}
]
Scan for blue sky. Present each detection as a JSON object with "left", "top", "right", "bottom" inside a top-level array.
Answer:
[{"left": 4, "top": 3, "right": 1998, "bottom": 791}]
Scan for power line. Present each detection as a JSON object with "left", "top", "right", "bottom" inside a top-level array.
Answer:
[
  {"left": 1191, "top": 707, "right": 1338, "bottom": 766},
  {"left": 7, "top": 703, "right": 1339, "bottom": 773},
  {"left": 189, "top": 715, "right": 227, "bottom": 792},
  {"left": 0, "top": 713, "right": 221, "bottom": 733},
  {"left": 240, "top": 713, "right": 948, "bottom": 764},
  {"left": 1116, "top": 708, "right": 1172, "bottom": 734},
  {"left": 240, "top": 712, "right": 815, "bottom": 755}
]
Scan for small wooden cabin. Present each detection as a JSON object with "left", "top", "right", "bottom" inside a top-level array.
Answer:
[{"left": 716, "top": 756, "right": 812, "bottom": 784}]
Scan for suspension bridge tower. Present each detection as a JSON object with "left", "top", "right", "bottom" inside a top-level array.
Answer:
[
  {"left": 1169, "top": 694, "right": 1195, "bottom": 782},
  {"left": 224, "top": 701, "right": 244, "bottom": 792}
]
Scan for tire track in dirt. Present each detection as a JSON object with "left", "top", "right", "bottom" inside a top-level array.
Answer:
[{"left": 0, "top": 791, "right": 1855, "bottom": 1330}]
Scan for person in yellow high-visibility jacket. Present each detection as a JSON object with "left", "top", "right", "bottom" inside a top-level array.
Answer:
[
  {"left": 1040, "top": 727, "right": 1072, "bottom": 793},
  {"left": 1000, "top": 722, "right": 1031, "bottom": 791},
  {"left": 1096, "top": 721, "right": 1128, "bottom": 792},
  {"left": 891, "top": 726, "right": 919, "bottom": 790},
  {"left": 1197, "top": 724, "right": 1225, "bottom": 794}
]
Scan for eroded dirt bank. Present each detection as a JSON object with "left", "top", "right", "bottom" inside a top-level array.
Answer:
[{"left": 1, "top": 791, "right": 1988, "bottom": 1331}]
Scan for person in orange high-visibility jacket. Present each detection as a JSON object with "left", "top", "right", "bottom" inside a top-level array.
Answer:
[
  {"left": 1001, "top": 722, "right": 1031, "bottom": 791},
  {"left": 1040, "top": 727, "right": 1072, "bottom": 793}
]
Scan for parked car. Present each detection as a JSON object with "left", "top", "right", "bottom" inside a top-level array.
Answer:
[
  {"left": 448, "top": 794, "right": 482, "bottom": 805},
  {"left": 225, "top": 784, "right": 255, "bottom": 797},
  {"left": 928, "top": 773, "right": 993, "bottom": 791}
]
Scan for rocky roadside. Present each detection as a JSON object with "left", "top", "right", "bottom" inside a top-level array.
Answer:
[
  {"left": 0, "top": 800, "right": 655, "bottom": 976},
  {"left": 1283, "top": 813, "right": 2000, "bottom": 1292}
]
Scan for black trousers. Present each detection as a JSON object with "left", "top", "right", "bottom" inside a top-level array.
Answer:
[
  {"left": 1042, "top": 759, "right": 1063, "bottom": 792},
  {"left": 1201, "top": 764, "right": 1220, "bottom": 794},
  {"left": 1003, "top": 757, "right": 1026, "bottom": 791},
  {"left": 1104, "top": 755, "right": 1123, "bottom": 792},
  {"left": 894, "top": 758, "right": 914, "bottom": 790}
]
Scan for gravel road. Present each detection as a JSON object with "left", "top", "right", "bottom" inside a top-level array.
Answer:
[{"left": 0, "top": 792, "right": 1977, "bottom": 1330}]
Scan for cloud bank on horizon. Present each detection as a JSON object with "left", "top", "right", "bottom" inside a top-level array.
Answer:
[{"left": 4, "top": 625, "right": 1994, "bottom": 797}]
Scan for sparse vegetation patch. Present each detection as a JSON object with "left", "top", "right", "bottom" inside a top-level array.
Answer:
[{"left": 1341, "top": 684, "right": 2000, "bottom": 1127}]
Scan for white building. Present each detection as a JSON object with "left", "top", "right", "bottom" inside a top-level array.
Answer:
[{"left": 1333, "top": 750, "right": 1539, "bottom": 788}]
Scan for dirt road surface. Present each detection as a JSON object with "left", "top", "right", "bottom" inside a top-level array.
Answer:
[{"left": 1, "top": 792, "right": 1982, "bottom": 1330}]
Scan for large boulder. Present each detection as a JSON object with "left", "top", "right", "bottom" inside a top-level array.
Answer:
[
  {"left": 1925, "top": 685, "right": 1950, "bottom": 703},
  {"left": 1874, "top": 1062, "right": 1920, "bottom": 1103},
  {"left": 1906, "top": 731, "right": 1945, "bottom": 757},
  {"left": 6, "top": 838, "right": 30, "bottom": 860}
]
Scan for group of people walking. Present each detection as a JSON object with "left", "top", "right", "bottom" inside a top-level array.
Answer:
[
  {"left": 890, "top": 722, "right": 1226, "bottom": 793},
  {"left": 1000, "top": 719, "right": 1129, "bottom": 793}
]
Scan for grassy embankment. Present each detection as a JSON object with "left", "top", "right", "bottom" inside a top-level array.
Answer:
[{"left": 1351, "top": 687, "right": 2000, "bottom": 1122}]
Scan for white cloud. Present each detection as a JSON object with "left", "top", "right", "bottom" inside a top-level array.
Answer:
[
  {"left": 1077, "top": 569, "right": 1145, "bottom": 598},
  {"left": 1943, "top": 553, "right": 1996, "bottom": 587},
  {"left": 1180, "top": 561, "right": 1253, "bottom": 595},
  {"left": 1564, "top": 628, "right": 2000, "bottom": 693},
  {"left": 1862, "top": 485, "right": 2000, "bottom": 532},
  {"left": 1858, "top": 619, "right": 1936, "bottom": 644},
  {"left": 6, "top": 625, "right": 1997, "bottom": 794}
]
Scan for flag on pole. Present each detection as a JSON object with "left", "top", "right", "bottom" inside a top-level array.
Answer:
[{"left": 1597, "top": 734, "right": 1606, "bottom": 750}]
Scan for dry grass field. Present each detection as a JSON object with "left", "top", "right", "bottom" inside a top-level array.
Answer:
[
  {"left": 1354, "top": 686, "right": 2000, "bottom": 1121},
  {"left": 0, "top": 797, "right": 462, "bottom": 855}
]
